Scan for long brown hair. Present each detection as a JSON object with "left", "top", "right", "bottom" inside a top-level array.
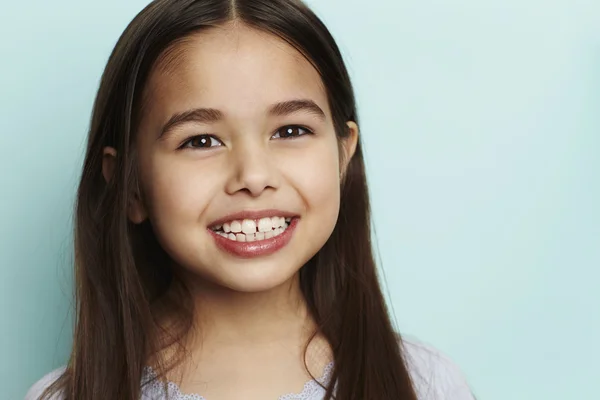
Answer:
[{"left": 41, "top": 0, "right": 419, "bottom": 399}]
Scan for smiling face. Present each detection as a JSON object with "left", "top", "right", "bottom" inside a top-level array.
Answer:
[{"left": 105, "top": 23, "right": 357, "bottom": 293}]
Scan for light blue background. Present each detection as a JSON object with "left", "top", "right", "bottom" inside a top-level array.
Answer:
[{"left": 1, "top": 1, "right": 598, "bottom": 399}]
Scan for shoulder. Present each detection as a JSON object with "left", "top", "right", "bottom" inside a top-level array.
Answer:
[
  {"left": 24, "top": 366, "right": 66, "bottom": 400},
  {"left": 399, "top": 335, "right": 475, "bottom": 400}
]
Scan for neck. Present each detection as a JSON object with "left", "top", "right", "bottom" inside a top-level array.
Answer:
[{"left": 150, "top": 271, "right": 333, "bottom": 377}]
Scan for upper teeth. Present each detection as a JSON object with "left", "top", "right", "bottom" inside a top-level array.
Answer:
[
  {"left": 215, "top": 217, "right": 292, "bottom": 233},
  {"left": 211, "top": 217, "right": 293, "bottom": 242}
]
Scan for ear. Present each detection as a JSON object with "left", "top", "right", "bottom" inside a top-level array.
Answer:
[
  {"left": 340, "top": 121, "right": 359, "bottom": 178},
  {"left": 102, "top": 147, "right": 148, "bottom": 224}
]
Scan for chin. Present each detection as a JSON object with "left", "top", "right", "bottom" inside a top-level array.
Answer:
[{"left": 216, "top": 263, "right": 300, "bottom": 294}]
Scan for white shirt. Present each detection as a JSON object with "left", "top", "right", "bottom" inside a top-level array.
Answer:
[{"left": 25, "top": 336, "right": 475, "bottom": 400}]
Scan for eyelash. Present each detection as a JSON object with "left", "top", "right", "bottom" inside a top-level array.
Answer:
[{"left": 179, "top": 125, "right": 314, "bottom": 150}]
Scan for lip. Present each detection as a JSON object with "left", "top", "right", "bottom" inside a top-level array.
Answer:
[
  {"left": 208, "top": 217, "right": 299, "bottom": 258},
  {"left": 207, "top": 209, "right": 299, "bottom": 228}
]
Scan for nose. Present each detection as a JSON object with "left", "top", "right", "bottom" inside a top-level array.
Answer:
[{"left": 224, "top": 140, "right": 279, "bottom": 197}]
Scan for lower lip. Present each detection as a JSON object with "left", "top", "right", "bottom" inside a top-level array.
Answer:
[{"left": 208, "top": 218, "right": 299, "bottom": 258}]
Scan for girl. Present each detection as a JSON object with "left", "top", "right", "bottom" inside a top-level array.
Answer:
[{"left": 26, "top": 0, "right": 476, "bottom": 399}]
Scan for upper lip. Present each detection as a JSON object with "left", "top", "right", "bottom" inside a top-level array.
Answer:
[{"left": 208, "top": 209, "right": 299, "bottom": 227}]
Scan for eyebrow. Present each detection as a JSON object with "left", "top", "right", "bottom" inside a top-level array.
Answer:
[{"left": 159, "top": 99, "right": 326, "bottom": 138}]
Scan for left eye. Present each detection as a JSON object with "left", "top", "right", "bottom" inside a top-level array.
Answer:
[
  {"left": 271, "top": 125, "right": 313, "bottom": 139},
  {"left": 181, "top": 135, "right": 223, "bottom": 149}
]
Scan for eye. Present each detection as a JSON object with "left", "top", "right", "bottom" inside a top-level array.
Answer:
[
  {"left": 181, "top": 135, "right": 223, "bottom": 149},
  {"left": 271, "top": 125, "right": 313, "bottom": 139}
]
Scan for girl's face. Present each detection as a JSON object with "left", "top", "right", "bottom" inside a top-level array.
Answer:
[{"left": 108, "top": 23, "right": 357, "bottom": 293}]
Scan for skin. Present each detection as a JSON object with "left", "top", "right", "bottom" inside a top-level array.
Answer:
[{"left": 103, "top": 22, "right": 358, "bottom": 399}]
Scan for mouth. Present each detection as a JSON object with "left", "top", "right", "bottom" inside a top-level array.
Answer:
[
  {"left": 207, "top": 211, "right": 299, "bottom": 258},
  {"left": 209, "top": 216, "right": 294, "bottom": 242}
]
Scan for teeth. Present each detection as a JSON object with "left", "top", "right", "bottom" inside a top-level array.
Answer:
[
  {"left": 258, "top": 217, "right": 272, "bottom": 232},
  {"left": 242, "top": 219, "right": 257, "bottom": 234},
  {"left": 213, "top": 216, "right": 295, "bottom": 242},
  {"left": 230, "top": 221, "right": 242, "bottom": 233},
  {"left": 271, "top": 216, "right": 285, "bottom": 228}
]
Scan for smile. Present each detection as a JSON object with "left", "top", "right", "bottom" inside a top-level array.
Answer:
[
  {"left": 207, "top": 212, "right": 299, "bottom": 258},
  {"left": 210, "top": 216, "right": 292, "bottom": 242}
]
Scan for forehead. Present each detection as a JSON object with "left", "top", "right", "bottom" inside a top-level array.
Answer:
[{"left": 141, "top": 23, "right": 330, "bottom": 122}]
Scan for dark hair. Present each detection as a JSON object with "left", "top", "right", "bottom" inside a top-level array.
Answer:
[{"left": 42, "top": 0, "right": 419, "bottom": 399}]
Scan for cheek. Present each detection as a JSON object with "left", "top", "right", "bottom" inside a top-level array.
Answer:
[
  {"left": 279, "top": 134, "right": 341, "bottom": 218},
  {"left": 141, "top": 153, "right": 221, "bottom": 225},
  {"left": 138, "top": 153, "right": 226, "bottom": 267}
]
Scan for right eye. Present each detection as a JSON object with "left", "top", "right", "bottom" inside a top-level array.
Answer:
[{"left": 180, "top": 135, "right": 223, "bottom": 149}]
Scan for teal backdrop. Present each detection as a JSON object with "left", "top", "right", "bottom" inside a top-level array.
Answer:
[{"left": 1, "top": 1, "right": 598, "bottom": 399}]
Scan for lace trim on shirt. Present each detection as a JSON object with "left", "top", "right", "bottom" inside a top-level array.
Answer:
[{"left": 142, "top": 362, "right": 334, "bottom": 400}]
